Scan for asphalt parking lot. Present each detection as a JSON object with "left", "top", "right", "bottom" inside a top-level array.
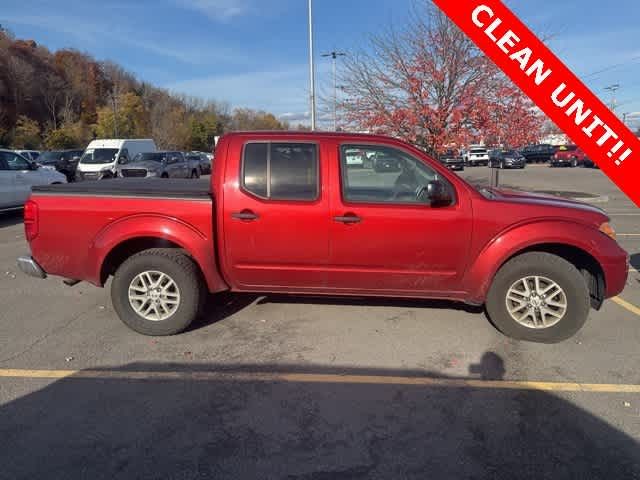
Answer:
[{"left": 1, "top": 165, "right": 639, "bottom": 479}]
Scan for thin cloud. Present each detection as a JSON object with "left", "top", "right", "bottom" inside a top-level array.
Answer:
[{"left": 172, "top": 0, "right": 253, "bottom": 21}]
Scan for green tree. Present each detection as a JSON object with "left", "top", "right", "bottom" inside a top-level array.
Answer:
[
  {"left": 188, "top": 113, "right": 220, "bottom": 151},
  {"left": 94, "top": 92, "right": 149, "bottom": 138},
  {"left": 13, "top": 115, "right": 41, "bottom": 148},
  {"left": 44, "top": 127, "right": 77, "bottom": 149}
]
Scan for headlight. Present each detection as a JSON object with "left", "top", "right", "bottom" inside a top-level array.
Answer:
[{"left": 599, "top": 222, "right": 616, "bottom": 241}]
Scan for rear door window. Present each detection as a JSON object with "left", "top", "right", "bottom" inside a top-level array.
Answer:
[{"left": 242, "top": 143, "right": 318, "bottom": 201}]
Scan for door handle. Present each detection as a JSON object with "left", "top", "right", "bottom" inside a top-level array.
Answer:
[
  {"left": 232, "top": 210, "right": 259, "bottom": 221},
  {"left": 334, "top": 214, "right": 361, "bottom": 224}
]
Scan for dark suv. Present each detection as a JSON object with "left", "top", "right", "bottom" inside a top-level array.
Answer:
[
  {"left": 37, "top": 150, "right": 84, "bottom": 182},
  {"left": 519, "top": 144, "right": 558, "bottom": 163}
]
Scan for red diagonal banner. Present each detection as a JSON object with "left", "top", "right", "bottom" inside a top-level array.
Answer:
[{"left": 433, "top": 0, "right": 640, "bottom": 207}]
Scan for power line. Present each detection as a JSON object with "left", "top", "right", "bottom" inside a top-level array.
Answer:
[{"left": 583, "top": 55, "right": 640, "bottom": 79}]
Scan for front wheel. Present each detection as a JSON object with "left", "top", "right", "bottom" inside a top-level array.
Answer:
[
  {"left": 111, "top": 248, "right": 205, "bottom": 335},
  {"left": 191, "top": 169, "right": 200, "bottom": 179},
  {"left": 485, "top": 252, "right": 590, "bottom": 343}
]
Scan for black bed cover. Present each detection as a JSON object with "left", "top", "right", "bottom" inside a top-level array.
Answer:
[{"left": 32, "top": 178, "right": 211, "bottom": 199}]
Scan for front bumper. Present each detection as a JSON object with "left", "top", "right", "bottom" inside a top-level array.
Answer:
[{"left": 17, "top": 256, "right": 47, "bottom": 279}]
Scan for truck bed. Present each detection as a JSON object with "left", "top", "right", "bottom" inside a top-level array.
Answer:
[{"left": 32, "top": 178, "right": 211, "bottom": 199}]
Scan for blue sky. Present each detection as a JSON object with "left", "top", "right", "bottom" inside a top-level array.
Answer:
[{"left": 2, "top": 0, "right": 640, "bottom": 128}]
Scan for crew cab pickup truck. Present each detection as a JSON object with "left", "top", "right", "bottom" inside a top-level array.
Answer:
[{"left": 17, "top": 132, "right": 628, "bottom": 343}]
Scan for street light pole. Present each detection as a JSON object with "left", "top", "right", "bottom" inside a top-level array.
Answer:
[
  {"left": 308, "top": 0, "right": 316, "bottom": 131},
  {"left": 322, "top": 51, "right": 346, "bottom": 131},
  {"left": 604, "top": 84, "right": 620, "bottom": 112}
]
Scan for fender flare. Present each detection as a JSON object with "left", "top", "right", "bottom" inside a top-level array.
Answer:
[
  {"left": 88, "top": 214, "right": 228, "bottom": 293},
  {"left": 464, "top": 220, "right": 605, "bottom": 302}
]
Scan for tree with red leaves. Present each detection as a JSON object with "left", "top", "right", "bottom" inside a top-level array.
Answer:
[{"left": 338, "top": 2, "right": 544, "bottom": 154}]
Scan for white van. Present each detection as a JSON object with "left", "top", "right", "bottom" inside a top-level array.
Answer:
[{"left": 77, "top": 139, "right": 156, "bottom": 181}]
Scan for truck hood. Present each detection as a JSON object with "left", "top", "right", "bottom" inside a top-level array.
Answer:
[
  {"left": 119, "top": 161, "right": 162, "bottom": 171},
  {"left": 488, "top": 187, "right": 608, "bottom": 219}
]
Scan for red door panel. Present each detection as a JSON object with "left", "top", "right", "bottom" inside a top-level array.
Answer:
[
  {"left": 328, "top": 142, "right": 473, "bottom": 295},
  {"left": 222, "top": 138, "right": 330, "bottom": 289}
]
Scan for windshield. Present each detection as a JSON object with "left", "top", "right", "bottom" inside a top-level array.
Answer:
[
  {"left": 132, "top": 152, "right": 165, "bottom": 163},
  {"left": 80, "top": 148, "right": 119, "bottom": 164},
  {"left": 502, "top": 150, "right": 521, "bottom": 157},
  {"left": 38, "top": 152, "right": 62, "bottom": 164}
]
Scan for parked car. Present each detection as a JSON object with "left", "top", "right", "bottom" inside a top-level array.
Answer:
[
  {"left": 117, "top": 151, "right": 199, "bottom": 179},
  {"left": 0, "top": 149, "right": 66, "bottom": 210},
  {"left": 462, "top": 145, "right": 489, "bottom": 166},
  {"left": 345, "top": 149, "right": 365, "bottom": 168},
  {"left": 519, "top": 144, "right": 558, "bottom": 163},
  {"left": 438, "top": 149, "right": 464, "bottom": 171},
  {"left": 17, "top": 132, "right": 628, "bottom": 343},
  {"left": 37, "top": 149, "right": 84, "bottom": 182},
  {"left": 76, "top": 139, "right": 157, "bottom": 181},
  {"left": 372, "top": 151, "right": 402, "bottom": 172},
  {"left": 15, "top": 150, "right": 41, "bottom": 162},
  {"left": 550, "top": 145, "right": 590, "bottom": 168},
  {"left": 488, "top": 149, "right": 526, "bottom": 169},
  {"left": 185, "top": 152, "right": 210, "bottom": 175}
]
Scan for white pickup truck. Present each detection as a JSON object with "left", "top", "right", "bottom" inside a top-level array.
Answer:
[{"left": 463, "top": 145, "right": 490, "bottom": 167}]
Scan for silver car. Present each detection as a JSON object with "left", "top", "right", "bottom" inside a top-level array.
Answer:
[
  {"left": 0, "top": 150, "right": 67, "bottom": 210},
  {"left": 117, "top": 151, "right": 199, "bottom": 179}
]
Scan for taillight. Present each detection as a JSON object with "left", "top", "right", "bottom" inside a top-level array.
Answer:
[{"left": 24, "top": 200, "right": 39, "bottom": 241}]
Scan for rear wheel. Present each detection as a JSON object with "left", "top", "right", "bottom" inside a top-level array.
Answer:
[
  {"left": 571, "top": 158, "right": 578, "bottom": 168},
  {"left": 111, "top": 248, "right": 204, "bottom": 336},
  {"left": 486, "top": 252, "right": 590, "bottom": 343},
  {"left": 191, "top": 169, "right": 200, "bottom": 179}
]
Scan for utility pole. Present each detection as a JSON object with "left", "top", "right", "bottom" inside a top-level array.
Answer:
[
  {"left": 322, "top": 51, "right": 346, "bottom": 131},
  {"left": 308, "top": 0, "right": 316, "bottom": 130},
  {"left": 604, "top": 84, "right": 620, "bottom": 112}
]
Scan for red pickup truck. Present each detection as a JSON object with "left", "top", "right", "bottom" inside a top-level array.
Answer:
[{"left": 17, "top": 132, "right": 628, "bottom": 343}]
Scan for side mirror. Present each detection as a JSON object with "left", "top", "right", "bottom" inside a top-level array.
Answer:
[
  {"left": 118, "top": 156, "right": 128, "bottom": 164},
  {"left": 426, "top": 180, "right": 452, "bottom": 206},
  {"left": 29, "top": 161, "right": 39, "bottom": 171}
]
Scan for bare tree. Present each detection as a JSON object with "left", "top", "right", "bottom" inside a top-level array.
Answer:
[{"left": 40, "top": 73, "right": 67, "bottom": 129}]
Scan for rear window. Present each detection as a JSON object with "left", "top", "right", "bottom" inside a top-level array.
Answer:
[
  {"left": 242, "top": 143, "right": 318, "bottom": 201},
  {"left": 471, "top": 148, "right": 487, "bottom": 153}
]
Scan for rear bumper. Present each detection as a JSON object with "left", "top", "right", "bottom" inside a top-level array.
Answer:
[{"left": 17, "top": 256, "right": 47, "bottom": 279}]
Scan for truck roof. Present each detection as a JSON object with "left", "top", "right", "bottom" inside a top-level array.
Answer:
[{"left": 221, "top": 131, "right": 401, "bottom": 143}]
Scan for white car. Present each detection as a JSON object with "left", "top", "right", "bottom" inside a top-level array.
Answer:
[
  {"left": 463, "top": 145, "right": 490, "bottom": 167},
  {"left": 0, "top": 150, "right": 67, "bottom": 210}
]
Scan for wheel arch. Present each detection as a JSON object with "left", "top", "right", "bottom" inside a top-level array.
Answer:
[
  {"left": 91, "top": 215, "right": 228, "bottom": 293},
  {"left": 465, "top": 221, "right": 607, "bottom": 308}
]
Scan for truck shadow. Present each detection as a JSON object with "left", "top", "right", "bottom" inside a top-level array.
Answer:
[
  {"left": 191, "top": 292, "right": 484, "bottom": 332},
  {"left": 1, "top": 352, "right": 638, "bottom": 479}
]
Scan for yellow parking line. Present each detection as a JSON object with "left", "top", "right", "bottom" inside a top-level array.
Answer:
[
  {"left": 0, "top": 368, "right": 639, "bottom": 393},
  {"left": 612, "top": 296, "right": 640, "bottom": 317}
]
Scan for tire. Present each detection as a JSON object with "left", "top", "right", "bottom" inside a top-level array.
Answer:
[
  {"left": 161, "top": 173, "right": 169, "bottom": 178},
  {"left": 191, "top": 169, "right": 200, "bottom": 179},
  {"left": 111, "top": 248, "right": 204, "bottom": 336},
  {"left": 499, "top": 161, "right": 505, "bottom": 169},
  {"left": 485, "top": 252, "right": 590, "bottom": 343},
  {"left": 571, "top": 159, "right": 578, "bottom": 168}
]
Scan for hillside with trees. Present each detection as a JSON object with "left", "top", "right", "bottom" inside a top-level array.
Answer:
[{"left": 0, "top": 28, "right": 290, "bottom": 151}]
